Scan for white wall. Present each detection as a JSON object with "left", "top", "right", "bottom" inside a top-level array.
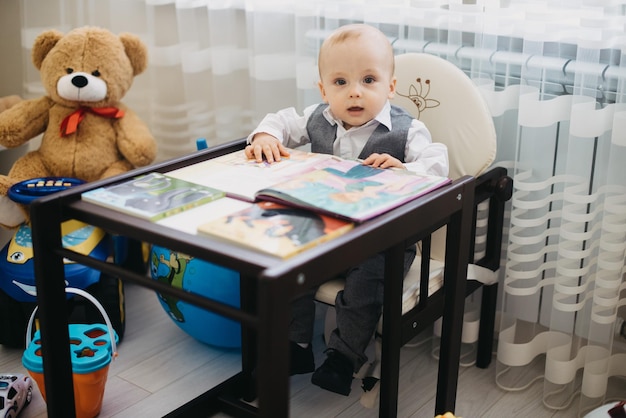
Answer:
[
  {"left": 0, "top": 1, "right": 27, "bottom": 245},
  {"left": 0, "top": 1, "right": 23, "bottom": 98}
]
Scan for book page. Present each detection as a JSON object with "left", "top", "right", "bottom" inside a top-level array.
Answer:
[
  {"left": 166, "top": 149, "right": 335, "bottom": 202},
  {"left": 257, "top": 159, "right": 451, "bottom": 222}
]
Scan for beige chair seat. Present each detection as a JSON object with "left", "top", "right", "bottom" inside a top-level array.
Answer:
[{"left": 316, "top": 258, "right": 498, "bottom": 342}]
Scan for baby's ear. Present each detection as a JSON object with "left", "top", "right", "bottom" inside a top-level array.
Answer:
[
  {"left": 388, "top": 77, "right": 397, "bottom": 99},
  {"left": 318, "top": 80, "right": 328, "bottom": 103}
]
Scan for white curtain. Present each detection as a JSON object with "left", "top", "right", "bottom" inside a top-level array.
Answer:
[{"left": 18, "top": 0, "right": 626, "bottom": 416}]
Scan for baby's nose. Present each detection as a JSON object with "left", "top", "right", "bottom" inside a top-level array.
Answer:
[{"left": 349, "top": 85, "right": 362, "bottom": 97}]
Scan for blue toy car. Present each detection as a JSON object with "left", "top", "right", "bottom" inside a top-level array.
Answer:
[
  {"left": 0, "top": 178, "right": 127, "bottom": 348},
  {"left": 0, "top": 374, "right": 32, "bottom": 418}
]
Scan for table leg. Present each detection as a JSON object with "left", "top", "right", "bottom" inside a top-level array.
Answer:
[
  {"left": 30, "top": 202, "right": 76, "bottom": 417},
  {"left": 379, "top": 243, "right": 407, "bottom": 418},
  {"left": 240, "top": 274, "right": 258, "bottom": 402},
  {"left": 256, "top": 275, "right": 291, "bottom": 418},
  {"left": 435, "top": 185, "right": 473, "bottom": 414}
]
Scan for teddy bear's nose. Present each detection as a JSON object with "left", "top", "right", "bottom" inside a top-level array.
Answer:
[{"left": 71, "top": 75, "right": 88, "bottom": 88}]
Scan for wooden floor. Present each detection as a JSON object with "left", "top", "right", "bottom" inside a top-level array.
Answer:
[{"left": 0, "top": 282, "right": 618, "bottom": 418}]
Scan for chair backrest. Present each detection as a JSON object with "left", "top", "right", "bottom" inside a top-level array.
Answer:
[{"left": 390, "top": 53, "right": 497, "bottom": 260}]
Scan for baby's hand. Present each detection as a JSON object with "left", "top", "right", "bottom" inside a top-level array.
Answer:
[
  {"left": 361, "top": 153, "right": 406, "bottom": 170},
  {"left": 245, "top": 133, "right": 290, "bottom": 163}
]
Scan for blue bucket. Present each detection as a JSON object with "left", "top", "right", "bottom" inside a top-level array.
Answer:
[{"left": 21, "top": 288, "right": 118, "bottom": 418}]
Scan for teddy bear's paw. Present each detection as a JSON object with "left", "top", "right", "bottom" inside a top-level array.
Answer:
[
  {"left": 0, "top": 196, "right": 27, "bottom": 229},
  {"left": 0, "top": 95, "right": 22, "bottom": 113}
]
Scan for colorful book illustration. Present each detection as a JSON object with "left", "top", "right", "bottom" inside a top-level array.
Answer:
[
  {"left": 254, "top": 158, "right": 452, "bottom": 223},
  {"left": 197, "top": 201, "right": 354, "bottom": 259},
  {"left": 166, "top": 148, "right": 335, "bottom": 202},
  {"left": 81, "top": 172, "right": 225, "bottom": 221}
]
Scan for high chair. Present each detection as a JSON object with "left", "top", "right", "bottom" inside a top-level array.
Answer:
[{"left": 314, "top": 52, "right": 512, "bottom": 414}]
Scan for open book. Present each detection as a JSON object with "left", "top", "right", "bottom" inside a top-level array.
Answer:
[
  {"left": 169, "top": 148, "right": 451, "bottom": 223},
  {"left": 197, "top": 201, "right": 354, "bottom": 259},
  {"left": 81, "top": 172, "right": 224, "bottom": 221}
]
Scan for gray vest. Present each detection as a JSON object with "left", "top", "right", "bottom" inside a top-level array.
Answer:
[{"left": 306, "top": 104, "right": 413, "bottom": 162}]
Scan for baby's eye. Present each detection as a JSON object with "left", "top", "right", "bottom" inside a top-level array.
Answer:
[
  {"left": 363, "top": 76, "right": 375, "bottom": 84},
  {"left": 334, "top": 79, "right": 346, "bottom": 86}
]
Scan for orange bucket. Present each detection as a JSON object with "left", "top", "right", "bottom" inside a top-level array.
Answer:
[{"left": 22, "top": 288, "right": 118, "bottom": 418}]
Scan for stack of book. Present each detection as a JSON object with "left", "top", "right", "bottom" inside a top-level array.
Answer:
[{"left": 82, "top": 148, "right": 451, "bottom": 258}]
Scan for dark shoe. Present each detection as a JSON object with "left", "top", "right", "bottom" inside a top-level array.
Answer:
[
  {"left": 362, "top": 376, "right": 379, "bottom": 392},
  {"left": 290, "top": 341, "right": 315, "bottom": 375},
  {"left": 311, "top": 349, "right": 353, "bottom": 396}
]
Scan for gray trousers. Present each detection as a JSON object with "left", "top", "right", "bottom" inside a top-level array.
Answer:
[{"left": 290, "top": 245, "right": 416, "bottom": 372}]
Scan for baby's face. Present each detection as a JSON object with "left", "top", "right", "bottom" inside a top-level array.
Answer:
[{"left": 318, "top": 35, "right": 396, "bottom": 130}]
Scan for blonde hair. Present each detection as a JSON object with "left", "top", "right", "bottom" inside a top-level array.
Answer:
[{"left": 318, "top": 24, "right": 395, "bottom": 77}]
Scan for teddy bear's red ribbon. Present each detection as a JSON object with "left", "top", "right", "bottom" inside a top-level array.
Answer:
[{"left": 60, "top": 107, "right": 125, "bottom": 136}]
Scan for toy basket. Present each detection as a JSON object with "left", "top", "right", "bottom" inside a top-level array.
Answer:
[{"left": 22, "top": 287, "right": 118, "bottom": 418}]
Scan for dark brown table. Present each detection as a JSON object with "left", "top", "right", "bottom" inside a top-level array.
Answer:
[{"left": 29, "top": 138, "right": 474, "bottom": 417}]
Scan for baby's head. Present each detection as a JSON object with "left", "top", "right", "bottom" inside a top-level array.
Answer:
[{"left": 318, "top": 24, "right": 396, "bottom": 130}]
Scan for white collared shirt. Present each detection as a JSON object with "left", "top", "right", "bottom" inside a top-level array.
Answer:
[{"left": 247, "top": 101, "right": 449, "bottom": 177}]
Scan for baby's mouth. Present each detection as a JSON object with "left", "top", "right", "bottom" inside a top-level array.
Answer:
[{"left": 348, "top": 106, "right": 364, "bottom": 112}]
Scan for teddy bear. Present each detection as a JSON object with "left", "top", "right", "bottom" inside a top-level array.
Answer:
[{"left": 0, "top": 26, "right": 157, "bottom": 228}]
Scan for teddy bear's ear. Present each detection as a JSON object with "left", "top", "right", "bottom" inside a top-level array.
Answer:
[
  {"left": 32, "top": 29, "right": 64, "bottom": 70},
  {"left": 119, "top": 33, "right": 148, "bottom": 76}
]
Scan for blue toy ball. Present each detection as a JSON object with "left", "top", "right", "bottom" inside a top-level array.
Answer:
[{"left": 149, "top": 245, "right": 241, "bottom": 348}]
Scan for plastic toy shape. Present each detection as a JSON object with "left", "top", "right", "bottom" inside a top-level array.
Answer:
[{"left": 0, "top": 374, "right": 33, "bottom": 418}]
